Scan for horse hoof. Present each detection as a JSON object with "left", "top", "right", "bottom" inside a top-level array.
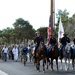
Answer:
[
  {"left": 50, "top": 68, "right": 52, "bottom": 71},
  {"left": 72, "top": 67, "right": 74, "bottom": 70},
  {"left": 67, "top": 68, "right": 69, "bottom": 70},
  {"left": 43, "top": 71, "right": 45, "bottom": 73},
  {"left": 47, "top": 67, "right": 48, "bottom": 69},
  {"left": 37, "top": 70, "right": 39, "bottom": 72},
  {"left": 56, "top": 69, "right": 58, "bottom": 71},
  {"left": 65, "top": 68, "right": 67, "bottom": 71}
]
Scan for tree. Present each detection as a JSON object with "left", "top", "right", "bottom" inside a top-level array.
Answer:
[
  {"left": 55, "top": 9, "right": 69, "bottom": 38},
  {"left": 13, "top": 18, "right": 35, "bottom": 43},
  {"left": 55, "top": 9, "right": 75, "bottom": 40},
  {"left": 37, "top": 27, "right": 47, "bottom": 43},
  {"left": 1, "top": 27, "right": 13, "bottom": 44}
]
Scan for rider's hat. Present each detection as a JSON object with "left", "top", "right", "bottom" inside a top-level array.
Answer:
[
  {"left": 35, "top": 31, "right": 40, "bottom": 34},
  {"left": 50, "top": 34, "right": 54, "bottom": 36},
  {"left": 63, "top": 33, "right": 67, "bottom": 36}
]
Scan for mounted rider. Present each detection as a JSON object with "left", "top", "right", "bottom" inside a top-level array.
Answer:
[
  {"left": 59, "top": 33, "right": 70, "bottom": 58},
  {"left": 47, "top": 34, "right": 57, "bottom": 52},
  {"left": 34, "top": 31, "right": 50, "bottom": 62},
  {"left": 60, "top": 33, "right": 70, "bottom": 50}
]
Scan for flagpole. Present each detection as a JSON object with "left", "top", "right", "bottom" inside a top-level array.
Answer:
[
  {"left": 47, "top": 0, "right": 55, "bottom": 45},
  {"left": 50, "top": 0, "right": 55, "bottom": 34}
]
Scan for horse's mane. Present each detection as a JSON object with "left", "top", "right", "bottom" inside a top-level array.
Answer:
[
  {"left": 49, "top": 44, "right": 59, "bottom": 57},
  {"left": 36, "top": 42, "right": 46, "bottom": 59},
  {"left": 65, "top": 43, "right": 71, "bottom": 50},
  {"left": 51, "top": 44, "right": 58, "bottom": 51}
]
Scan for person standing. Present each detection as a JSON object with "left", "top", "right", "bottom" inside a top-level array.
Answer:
[
  {"left": 2, "top": 45, "right": 8, "bottom": 61},
  {"left": 12, "top": 45, "right": 18, "bottom": 61}
]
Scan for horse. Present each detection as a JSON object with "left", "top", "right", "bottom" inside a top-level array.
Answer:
[
  {"left": 34, "top": 42, "right": 47, "bottom": 72},
  {"left": 60, "top": 43, "right": 72, "bottom": 70},
  {"left": 47, "top": 44, "right": 59, "bottom": 71},
  {"left": 71, "top": 44, "right": 75, "bottom": 69}
]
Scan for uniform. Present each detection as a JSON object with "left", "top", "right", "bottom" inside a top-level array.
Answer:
[{"left": 47, "top": 37, "right": 57, "bottom": 52}]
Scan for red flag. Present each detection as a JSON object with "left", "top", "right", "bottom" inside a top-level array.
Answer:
[{"left": 47, "top": 16, "right": 52, "bottom": 45}]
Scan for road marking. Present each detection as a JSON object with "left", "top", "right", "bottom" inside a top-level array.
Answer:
[{"left": 0, "top": 70, "right": 8, "bottom": 75}]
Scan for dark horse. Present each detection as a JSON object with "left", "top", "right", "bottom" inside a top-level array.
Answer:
[
  {"left": 71, "top": 45, "right": 75, "bottom": 69},
  {"left": 34, "top": 42, "right": 47, "bottom": 72},
  {"left": 47, "top": 44, "right": 59, "bottom": 71}
]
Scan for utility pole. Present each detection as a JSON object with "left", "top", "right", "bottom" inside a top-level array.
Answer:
[{"left": 50, "top": 0, "right": 55, "bottom": 34}]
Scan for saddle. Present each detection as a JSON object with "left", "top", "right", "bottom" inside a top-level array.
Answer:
[{"left": 48, "top": 45, "right": 54, "bottom": 52}]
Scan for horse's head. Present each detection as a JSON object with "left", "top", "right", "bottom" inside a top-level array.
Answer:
[
  {"left": 51, "top": 45, "right": 55, "bottom": 52},
  {"left": 38, "top": 42, "right": 43, "bottom": 51},
  {"left": 36, "top": 42, "right": 44, "bottom": 57},
  {"left": 51, "top": 44, "right": 58, "bottom": 52},
  {"left": 65, "top": 43, "right": 71, "bottom": 54}
]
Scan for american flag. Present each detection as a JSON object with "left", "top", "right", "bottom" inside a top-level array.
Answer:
[{"left": 47, "top": 16, "right": 52, "bottom": 42}]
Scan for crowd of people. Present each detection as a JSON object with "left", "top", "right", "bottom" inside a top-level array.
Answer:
[
  {"left": 1, "top": 45, "right": 19, "bottom": 62},
  {"left": 0, "top": 44, "right": 31, "bottom": 62},
  {"left": 0, "top": 30, "right": 75, "bottom": 63}
]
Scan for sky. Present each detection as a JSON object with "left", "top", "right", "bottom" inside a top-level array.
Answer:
[{"left": 0, "top": 0, "right": 75, "bottom": 30}]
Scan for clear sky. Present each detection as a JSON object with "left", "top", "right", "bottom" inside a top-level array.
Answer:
[{"left": 0, "top": 0, "right": 75, "bottom": 30}]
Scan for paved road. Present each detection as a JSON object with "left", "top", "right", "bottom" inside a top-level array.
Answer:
[{"left": 0, "top": 59, "right": 75, "bottom": 75}]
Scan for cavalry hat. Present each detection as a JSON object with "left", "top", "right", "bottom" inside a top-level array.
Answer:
[
  {"left": 63, "top": 33, "right": 67, "bottom": 36},
  {"left": 50, "top": 34, "right": 54, "bottom": 36},
  {"left": 35, "top": 31, "right": 40, "bottom": 34}
]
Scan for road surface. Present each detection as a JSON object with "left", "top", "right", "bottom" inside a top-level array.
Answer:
[{"left": 0, "top": 59, "right": 75, "bottom": 75}]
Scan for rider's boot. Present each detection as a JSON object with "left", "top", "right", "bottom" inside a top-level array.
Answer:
[
  {"left": 33, "top": 53, "right": 36, "bottom": 59},
  {"left": 47, "top": 57, "right": 50, "bottom": 62}
]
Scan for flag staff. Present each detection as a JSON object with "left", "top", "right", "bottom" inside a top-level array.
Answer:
[
  {"left": 47, "top": 0, "right": 55, "bottom": 43},
  {"left": 50, "top": 0, "right": 55, "bottom": 34}
]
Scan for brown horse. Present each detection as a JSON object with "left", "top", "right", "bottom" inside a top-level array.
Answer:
[
  {"left": 48, "top": 44, "right": 59, "bottom": 71},
  {"left": 34, "top": 42, "right": 47, "bottom": 72}
]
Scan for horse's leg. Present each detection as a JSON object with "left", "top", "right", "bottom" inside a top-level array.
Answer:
[
  {"left": 46, "top": 59, "right": 49, "bottom": 69},
  {"left": 61, "top": 59, "right": 62, "bottom": 63},
  {"left": 36, "top": 62, "right": 39, "bottom": 71},
  {"left": 66, "top": 56, "right": 70, "bottom": 70},
  {"left": 29, "top": 54, "right": 31, "bottom": 62},
  {"left": 72, "top": 59, "right": 74, "bottom": 69},
  {"left": 51, "top": 59, "right": 53, "bottom": 71},
  {"left": 68, "top": 57, "right": 70, "bottom": 70},
  {"left": 38, "top": 61, "right": 40, "bottom": 72},
  {"left": 60, "top": 58, "right": 63, "bottom": 70},
  {"left": 43, "top": 59, "right": 45, "bottom": 72},
  {"left": 36, "top": 60, "right": 40, "bottom": 72},
  {"left": 65, "top": 57, "right": 67, "bottom": 71},
  {"left": 35, "top": 59, "right": 38, "bottom": 71},
  {"left": 56, "top": 58, "right": 58, "bottom": 70}
]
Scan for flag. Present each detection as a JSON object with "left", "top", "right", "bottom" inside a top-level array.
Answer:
[
  {"left": 58, "top": 16, "right": 64, "bottom": 43},
  {"left": 47, "top": 16, "right": 52, "bottom": 43}
]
